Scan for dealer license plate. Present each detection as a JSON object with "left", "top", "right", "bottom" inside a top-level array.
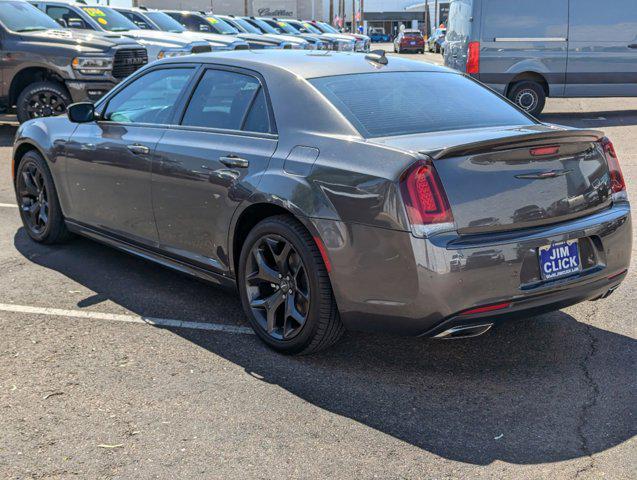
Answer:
[{"left": 538, "top": 240, "right": 581, "bottom": 280}]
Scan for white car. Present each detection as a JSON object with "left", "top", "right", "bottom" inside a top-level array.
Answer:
[{"left": 30, "top": 2, "right": 212, "bottom": 60}]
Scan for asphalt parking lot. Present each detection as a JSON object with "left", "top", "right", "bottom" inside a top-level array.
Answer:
[{"left": 0, "top": 52, "right": 635, "bottom": 479}]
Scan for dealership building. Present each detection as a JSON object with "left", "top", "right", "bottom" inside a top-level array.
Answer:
[{"left": 139, "top": 0, "right": 449, "bottom": 36}]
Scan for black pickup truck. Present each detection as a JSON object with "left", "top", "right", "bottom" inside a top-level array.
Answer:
[{"left": 0, "top": 0, "right": 147, "bottom": 123}]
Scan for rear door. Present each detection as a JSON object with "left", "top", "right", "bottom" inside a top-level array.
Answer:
[
  {"left": 152, "top": 67, "right": 278, "bottom": 273},
  {"left": 478, "top": 0, "right": 568, "bottom": 96},
  {"left": 565, "top": 0, "right": 637, "bottom": 96}
]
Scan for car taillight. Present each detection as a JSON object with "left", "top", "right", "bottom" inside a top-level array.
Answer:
[
  {"left": 466, "top": 41, "right": 480, "bottom": 74},
  {"left": 600, "top": 137, "right": 626, "bottom": 196},
  {"left": 399, "top": 160, "right": 453, "bottom": 235}
]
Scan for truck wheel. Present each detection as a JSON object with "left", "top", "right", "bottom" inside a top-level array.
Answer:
[
  {"left": 16, "top": 81, "right": 71, "bottom": 124},
  {"left": 507, "top": 81, "right": 546, "bottom": 117}
]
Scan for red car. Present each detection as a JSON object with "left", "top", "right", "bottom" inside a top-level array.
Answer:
[{"left": 393, "top": 29, "right": 425, "bottom": 54}]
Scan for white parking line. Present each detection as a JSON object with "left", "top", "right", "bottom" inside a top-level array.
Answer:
[
  {"left": 0, "top": 303, "right": 254, "bottom": 335},
  {"left": 0, "top": 203, "right": 18, "bottom": 208}
]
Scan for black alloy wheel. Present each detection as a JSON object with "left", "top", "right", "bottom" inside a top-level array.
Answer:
[
  {"left": 27, "top": 91, "right": 66, "bottom": 119},
  {"left": 238, "top": 215, "right": 345, "bottom": 355},
  {"left": 16, "top": 81, "right": 71, "bottom": 123},
  {"left": 17, "top": 160, "right": 49, "bottom": 235},
  {"left": 245, "top": 234, "right": 311, "bottom": 340},
  {"left": 15, "top": 150, "right": 72, "bottom": 244}
]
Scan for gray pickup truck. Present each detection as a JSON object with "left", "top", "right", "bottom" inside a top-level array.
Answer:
[{"left": 0, "top": 0, "right": 147, "bottom": 123}]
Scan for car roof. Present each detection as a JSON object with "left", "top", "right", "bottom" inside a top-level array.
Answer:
[{"left": 161, "top": 50, "right": 453, "bottom": 79}]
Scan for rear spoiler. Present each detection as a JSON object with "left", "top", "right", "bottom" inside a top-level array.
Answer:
[{"left": 428, "top": 129, "right": 604, "bottom": 160}]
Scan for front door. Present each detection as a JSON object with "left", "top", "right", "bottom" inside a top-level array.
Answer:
[
  {"left": 64, "top": 66, "right": 195, "bottom": 245},
  {"left": 152, "top": 67, "right": 278, "bottom": 273}
]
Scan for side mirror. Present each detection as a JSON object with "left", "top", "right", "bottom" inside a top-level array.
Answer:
[{"left": 67, "top": 102, "right": 95, "bottom": 123}]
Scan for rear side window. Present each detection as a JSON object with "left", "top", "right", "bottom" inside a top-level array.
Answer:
[
  {"left": 310, "top": 72, "right": 534, "bottom": 138},
  {"left": 481, "top": 0, "right": 568, "bottom": 40},
  {"left": 181, "top": 69, "right": 271, "bottom": 133}
]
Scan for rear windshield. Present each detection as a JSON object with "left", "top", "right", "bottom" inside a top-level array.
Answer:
[
  {"left": 447, "top": 0, "right": 472, "bottom": 40},
  {"left": 310, "top": 72, "right": 534, "bottom": 138}
]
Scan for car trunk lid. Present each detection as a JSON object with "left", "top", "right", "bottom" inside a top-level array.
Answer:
[{"left": 373, "top": 126, "right": 613, "bottom": 234}]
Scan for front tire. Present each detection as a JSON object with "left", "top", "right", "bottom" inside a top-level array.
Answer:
[
  {"left": 16, "top": 81, "right": 71, "bottom": 124},
  {"left": 15, "top": 150, "right": 72, "bottom": 244},
  {"left": 507, "top": 80, "right": 546, "bottom": 117},
  {"left": 238, "top": 215, "right": 344, "bottom": 355}
]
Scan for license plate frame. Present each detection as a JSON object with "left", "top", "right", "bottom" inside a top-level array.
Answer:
[{"left": 538, "top": 240, "right": 581, "bottom": 281}]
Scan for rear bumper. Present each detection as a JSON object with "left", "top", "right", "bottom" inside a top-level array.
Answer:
[
  {"left": 315, "top": 202, "right": 632, "bottom": 336},
  {"left": 422, "top": 268, "right": 627, "bottom": 338}
]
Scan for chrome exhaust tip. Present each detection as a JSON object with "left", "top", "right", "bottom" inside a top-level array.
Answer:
[{"left": 434, "top": 323, "right": 494, "bottom": 339}]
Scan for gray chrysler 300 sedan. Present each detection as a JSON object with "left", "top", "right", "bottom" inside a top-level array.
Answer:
[{"left": 12, "top": 51, "right": 632, "bottom": 354}]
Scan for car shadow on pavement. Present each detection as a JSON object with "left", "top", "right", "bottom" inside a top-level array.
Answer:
[
  {"left": 14, "top": 228, "right": 637, "bottom": 466},
  {"left": 539, "top": 110, "right": 637, "bottom": 128}
]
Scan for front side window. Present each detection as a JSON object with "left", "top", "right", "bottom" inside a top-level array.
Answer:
[
  {"left": 295, "top": 21, "right": 321, "bottom": 34},
  {"left": 248, "top": 18, "right": 278, "bottom": 34},
  {"left": 181, "top": 70, "right": 271, "bottom": 133},
  {"left": 145, "top": 11, "right": 186, "bottom": 33},
  {"left": 104, "top": 68, "right": 194, "bottom": 124},
  {"left": 205, "top": 16, "right": 239, "bottom": 34},
  {"left": 119, "top": 11, "right": 152, "bottom": 30},
  {"left": 170, "top": 13, "right": 213, "bottom": 33},
  {"left": 310, "top": 72, "right": 535, "bottom": 138},
  {"left": 80, "top": 6, "right": 138, "bottom": 32},
  {"left": 318, "top": 22, "right": 339, "bottom": 34},
  {"left": 46, "top": 6, "right": 89, "bottom": 29},
  {"left": 0, "top": 1, "right": 61, "bottom": 32},
  {"left": 226, "top": 17, "right": 260, "bottom": 34}
]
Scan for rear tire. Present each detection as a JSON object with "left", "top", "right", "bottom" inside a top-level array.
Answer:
[
  {"left": 16, "top": 81, "right": 71, "bottom": 124},
  {"left": 238, "top": 215, "right": 345, "bottom": 355},
  {"left": 15, "top": 150, "right": 73, "bottom": 244},
  {"left": 507, "top": 80, "right": 546, "bottom": 117}
]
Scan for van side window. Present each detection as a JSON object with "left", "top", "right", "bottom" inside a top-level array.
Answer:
[
  {"left": 482, "top": 0, "right": 568, "bottom": 40},
  {"left": 570, "top": 0, "right": 637, "bottom": 42}
]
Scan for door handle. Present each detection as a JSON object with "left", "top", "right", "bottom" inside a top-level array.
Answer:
[
  {"left": 126, "top": 144, "right": 150, "bottom": 155},
  {"left": 219, "top": 155, "right": 249, "bottom": 168},
  {"left": 629, "top": 44, "right": 637, "bottom": 49}
]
